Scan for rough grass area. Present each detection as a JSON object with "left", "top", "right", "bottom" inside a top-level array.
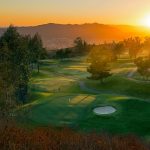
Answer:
[{"left": 0, "top": 126, "right": 149, "bottom": 150}]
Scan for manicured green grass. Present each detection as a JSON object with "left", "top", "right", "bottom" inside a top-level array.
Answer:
[
  {"left": 78, "top": 94, "right": 150, "bottom": 137},
  {"left": 17, "top": 57, "right": 150, "bottom": 139},
  {"left": 18, "top": 93, "right": 150, "bottom": 138},
  {"left": 85, "top": 76, "right": 150, "bottom": 100}
]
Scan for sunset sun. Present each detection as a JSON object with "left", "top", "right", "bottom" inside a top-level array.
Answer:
[{"left": 142, "top": 15, "right": 150, "bottom": 27}]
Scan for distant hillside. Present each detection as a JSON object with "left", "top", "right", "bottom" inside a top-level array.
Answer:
[{"left": 1, "top": 23, "right": 150, "bottom": 50}]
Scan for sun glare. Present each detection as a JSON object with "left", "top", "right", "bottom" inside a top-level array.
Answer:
[{"left": 141, "top": 15, "right": 150, "bottom": 27}]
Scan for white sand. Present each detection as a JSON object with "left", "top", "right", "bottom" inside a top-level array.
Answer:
[{"left": 93, "top": 106, "right": 116, "bottom": 115}]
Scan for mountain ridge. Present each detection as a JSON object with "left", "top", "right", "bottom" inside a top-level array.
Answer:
[{"left": 1, "top": 23, "right": 150, "bottom": 50}]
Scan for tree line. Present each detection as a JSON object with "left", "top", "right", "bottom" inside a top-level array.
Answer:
[
  {"left": 49, "top": 37, "right": 93, "bottom": 59},
  {"left": 49, "top": 36, "right": 150, "bottom": 82},
  {"left": 87, "top": 37, "right": 150, "bottom": 83},
  {"left": 0, "top": 26, "right": 47, "bottom": 114},
  {"left": 51, "top": 36, "right": 150, "bottom": 60}
]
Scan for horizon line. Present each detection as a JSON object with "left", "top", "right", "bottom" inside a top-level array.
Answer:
[{"left": 0, "top": 22, "right": 147, "bottom": 28}]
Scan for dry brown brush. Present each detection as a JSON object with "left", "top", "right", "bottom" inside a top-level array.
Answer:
[{"left": 0, "top": 125, "right": 149, "bottom": 150}]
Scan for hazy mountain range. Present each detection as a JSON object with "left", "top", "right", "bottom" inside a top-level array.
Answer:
[{"left": 0, "top": 23, "right": 150, "bottom": 50}]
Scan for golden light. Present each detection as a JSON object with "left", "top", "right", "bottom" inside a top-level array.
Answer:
[{"left": 141, "top": 15, "right": 150, "bottom": 27}]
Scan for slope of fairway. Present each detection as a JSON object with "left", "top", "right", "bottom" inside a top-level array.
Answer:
[
  {"left": 18, "top": 93, "right": 150, "bottom": 137},
  {"left": 78, "top": 95, "right": 150, "bottom": 137},
  {"left": 17, "top": 57, "right": 150, "bottom": 139}
]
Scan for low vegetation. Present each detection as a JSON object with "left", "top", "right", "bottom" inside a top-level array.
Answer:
[{"left": 0, "top": 125, "right": 149, "bottom": 150}]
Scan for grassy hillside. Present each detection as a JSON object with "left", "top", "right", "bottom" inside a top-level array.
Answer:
[{"left": 16, "top": 57, "right": 150, "bottom": 140}]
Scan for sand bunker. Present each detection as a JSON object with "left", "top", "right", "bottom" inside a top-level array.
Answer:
[{"left": 93, "top": 106, "right": 116, "bottom": 115}]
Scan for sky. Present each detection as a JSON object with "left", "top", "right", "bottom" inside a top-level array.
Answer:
[{"left": 1, "top": 0, "right": 150, "bottom": 27}]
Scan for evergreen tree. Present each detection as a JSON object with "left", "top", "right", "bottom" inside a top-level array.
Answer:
[
  {"left": 0, "top": 26, "right": 30, "bottom": 105},
  {"left": 28, "top": 33, "right": 44, "bottom": 72},
  {"left": 112, "top": 41, "right": 125, "bottom": 59},
  {"left": 143, "top": 37, "right": 150, "bottom": 57},
  {"left": 124, "top": 37, "right": 142, "bottom": 58},
  {"left": 87, "top": 47, "right": 112, "bottom": 83},
  {"left": 134, "top": 57, "right": 150, "bottom": 80},
  {"left": 74, "top": 37, "right": 88, "bottom": 55}
]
